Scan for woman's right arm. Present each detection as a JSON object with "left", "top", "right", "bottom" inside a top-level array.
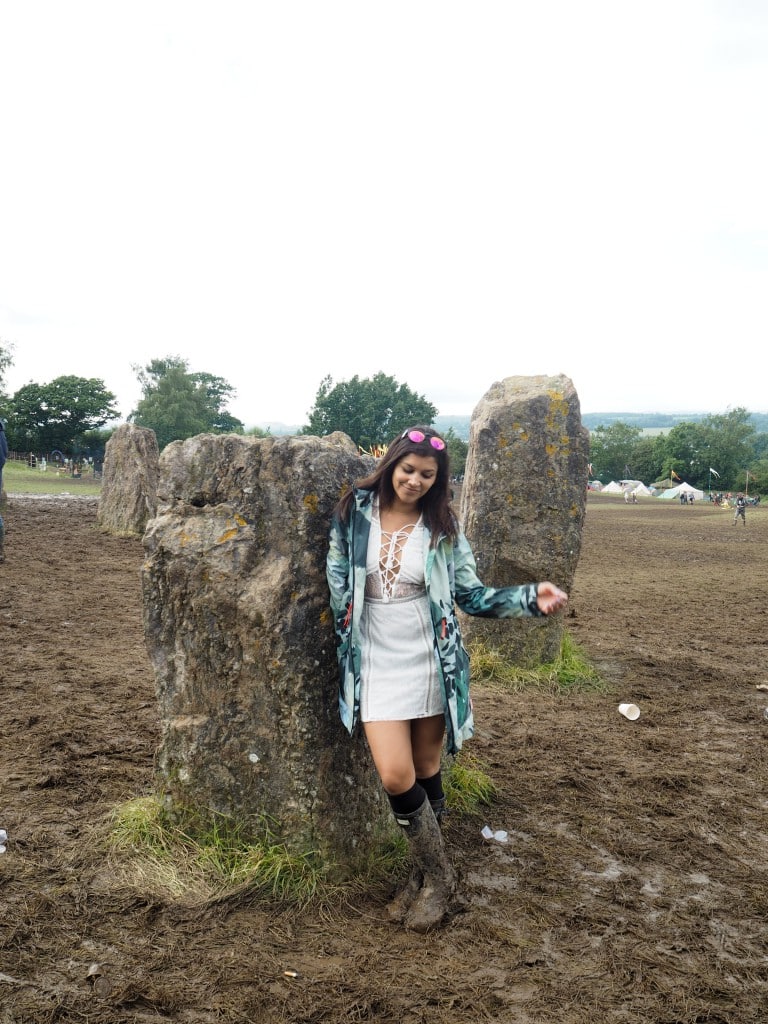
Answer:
[{"left": 326, "top": 514, "right": 352, "bottom": 619}]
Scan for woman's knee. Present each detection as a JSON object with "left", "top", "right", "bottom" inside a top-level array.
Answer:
[
  {"left": 412, "top": 752, "right": 442, "bottom": 779},
  {"left": 378, "top": 764, "right": 416, "bottom": 795}
]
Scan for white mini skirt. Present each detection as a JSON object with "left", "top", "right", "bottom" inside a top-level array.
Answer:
[{"left": 359, "top": 592, "right": 444, "bottom": 722}]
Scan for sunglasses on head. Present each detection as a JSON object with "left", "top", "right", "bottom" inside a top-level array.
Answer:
[{"left": 401, "top": 428, "right": 446, "bottom": 451}]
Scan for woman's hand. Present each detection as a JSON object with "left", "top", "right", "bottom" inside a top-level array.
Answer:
[{"left": 536, "top": 582, "right": 568, "bottom": 615}]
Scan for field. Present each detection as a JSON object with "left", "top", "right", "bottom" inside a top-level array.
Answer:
[
  {"left": 1, "top": 493, "right": 767, "bottom": 1023},
  {"left": 1, "top": 459, "right": 101, "bottom": 497}
]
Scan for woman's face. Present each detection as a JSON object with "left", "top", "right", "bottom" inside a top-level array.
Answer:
[{"left": 391, "top": 452, "right": 439, "bottom": 510}]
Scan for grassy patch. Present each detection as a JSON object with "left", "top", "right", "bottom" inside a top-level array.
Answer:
[
  {"left": 469, "top": 629, "right": 605, "bottom": 695},
  {"left": 445, "top": 751, "right": 496, "bottom": 815},
  {"left": 2, "top": 459, "right": 101, "bottom": 496},
  {"left": 107, "top": 795, "right": 400, "bottom": 907}
]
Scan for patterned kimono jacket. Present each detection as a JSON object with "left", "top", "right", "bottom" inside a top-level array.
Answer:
[{"left": 326, "top": 488, "right": 543, "bottom": 754}]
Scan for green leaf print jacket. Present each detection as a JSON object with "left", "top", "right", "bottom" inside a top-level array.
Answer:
[{"left": 326, "top": 488, "right": 544, "bottom": 755}]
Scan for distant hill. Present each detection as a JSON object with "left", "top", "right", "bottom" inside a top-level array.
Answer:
[
  {"left": 434, "top": 415, "right": 471, "bottom": 440},
  {"left": 438, "top": 411, "right": 768, "bottom": 441},
  {"left": 250, "top": 421, "right": 303, "bottom": 435},
  {"left": 582, "top": 412, "right": 768, "bottom": 433},
  {"left": 251, "top": 416, "right": 474, "bottom": 440},
  {"left": 251, "top": 411, "right": 768, "bottom": 441},
  {"left": 581, "top": 412, "right": 704, "bottom": 430},
  {"left": 436, "top": 412, "right": 768, "bottom": 440}
]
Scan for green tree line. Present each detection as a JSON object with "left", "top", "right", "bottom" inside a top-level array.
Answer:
[
  {"left": 0, "top": 350, "right": 246, "bottom": 459},
  {"left": 0, "top": 351, "right": 469, "bottom": 472},
  {"left": 589, "top": 410, "right": 768, "bottom": 493}
]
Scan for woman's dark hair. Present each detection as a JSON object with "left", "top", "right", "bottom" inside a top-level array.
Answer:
[{"left": 334, "top": 425, "right": 457, "bottom": 543}]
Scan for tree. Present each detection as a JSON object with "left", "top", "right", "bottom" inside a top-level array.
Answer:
[
  {"left": 662, "top": 421, "right": 710, "bottom": 487},
  {"left": 130, "top": 357, "right": 244, "bottom": 450},
  {"left": 700, "top": 408, "right": 757, "bottom": 491},
  {"left": 444, "top": 428, "right": 468, "bottom": 478},
  {"left": 754, "top": 432, "right": 768, "bottom": 460},
  {"left": 631, "top": 434, "right": 667, "bottom": 485},
  {"left": 73, "top": 427, "right": 115, "bottom": 466},
  {"left": 588, "top": 422, "right": 643, "bottom": 482},
  {"left": 303, "top": 373, "right": 438, "bottom": 449},
  {"left": 747, "top": 455, "right": 768, "bottom": 496},
  {"left": 8, "top": 376, "right": 119, "bottom": 454},
  {"left": 659, "top": 409, "right": 758, "bottom": 490},
  {"left": 0, "top": 339, "right": 14, "bottom": 400}
]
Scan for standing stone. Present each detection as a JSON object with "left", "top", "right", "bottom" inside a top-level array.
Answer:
[
  {"left": 141, "top": 431, "right": 391, "bottom": 877},
  {"left": 97, "top": 424, "right": 159, "bottom": 537},
  {"left": 459, "top": 375, "right": 588, "bottom": 665}
]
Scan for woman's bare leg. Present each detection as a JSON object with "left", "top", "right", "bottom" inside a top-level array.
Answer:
[
  {"left": 363, "top": 720, "right": 416, "bottom": 794},
  {"left": 363, "top": 715, "right": 445, "bottom": 795},
  {"left": 410, "top": 715, "right": 445, "bottom": 780}
]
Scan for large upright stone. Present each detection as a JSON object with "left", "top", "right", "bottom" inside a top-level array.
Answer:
[
  {"left": 459, "top": 375, "right": 588, "bottom": 664},
  {"left": 98, "top": 424, "right": 159, "bottom": 537},
  {"left": 141, "top": 431, "right": 390, "bottom": 876}
]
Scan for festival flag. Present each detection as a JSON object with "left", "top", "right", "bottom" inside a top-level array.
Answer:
[
  {"left": 671, "top": 469, "right": 681, "bottom": 481},
  {"left": 709, "top": 467, "right": 720, "bottom": 478}
]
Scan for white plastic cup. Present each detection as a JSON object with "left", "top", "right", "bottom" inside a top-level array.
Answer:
[
  {"left": 618, "top": 703, "right": 641, "bottom": 721},
  {"left": 481, "top": 825, "right": 509, "bottom": 844}
]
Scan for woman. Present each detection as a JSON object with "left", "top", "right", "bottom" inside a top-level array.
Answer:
[{"left": 326, "top": 425, "right": 567, "bottom": 931}]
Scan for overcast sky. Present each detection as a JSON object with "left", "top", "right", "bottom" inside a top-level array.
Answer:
[{"left": 1, "top": 1, "right": 767, "bottom": 428}]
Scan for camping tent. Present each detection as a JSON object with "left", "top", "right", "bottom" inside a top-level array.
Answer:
[
  {"left": 631, "top": 482, "right": 654, "bottom": 496},
  {"left": 601, "top": 481, "right": 623, "bottom": 494},
  {"left": 658, "top": 482, "right": 705, "bottom": 501}
]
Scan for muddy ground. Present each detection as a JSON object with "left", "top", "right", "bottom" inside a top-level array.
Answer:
[{"left": 1, "top": 494, "right": 767, "bottom": 1023}]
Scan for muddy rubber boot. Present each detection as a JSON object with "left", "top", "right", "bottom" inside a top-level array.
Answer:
[
  {"left": 385, "top": 865, "right": 422, "bottom": 923},
  {"left": 394, "top": 797, "right": 456, "bottom": 932},
  {"left": 430, "top": 796, "right": 447, "bottom": 827},
  {"left": 386, "top": 796, "right": 447, "bottom": 922}
]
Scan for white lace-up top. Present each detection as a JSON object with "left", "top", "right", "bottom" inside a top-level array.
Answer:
[{"left": 364, "top": 502, "right": 426, "bottom": 602}]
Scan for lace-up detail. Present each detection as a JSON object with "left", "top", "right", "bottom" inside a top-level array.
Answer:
[
  {"left": 379, "top": 523, "right": 417, "bottom": 600},
  {"left": 365, "top": 504, "right": 425, "bottom": 603}
]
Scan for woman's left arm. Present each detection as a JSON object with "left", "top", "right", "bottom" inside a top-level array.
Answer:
[{"left": 452, "top": 531, "right": 567, "bottom": 618}]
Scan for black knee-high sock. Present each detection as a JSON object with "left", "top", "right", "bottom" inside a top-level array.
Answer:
[
  {"left": 387, "top": 782, "right": 427, "bottom": 816},
  {"left": 417, "top": 771, "right": 444, "bottom": 805}
]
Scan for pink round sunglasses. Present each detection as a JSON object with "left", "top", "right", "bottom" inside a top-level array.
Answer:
[{"left": 401, "top": 428, "right": 446, "bottom": 451}]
